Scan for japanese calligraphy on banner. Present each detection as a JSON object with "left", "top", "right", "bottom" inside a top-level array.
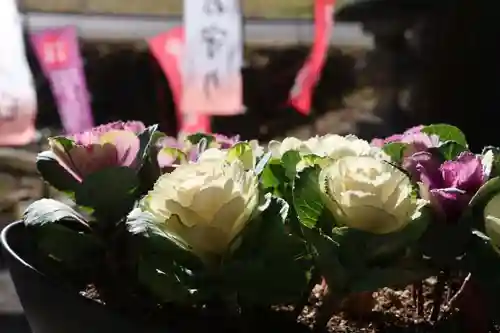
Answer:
[
  {"left": 289, "top": 0, "right": 335, "bottom": 115},
  {"left": 31, "top": 26, "right": 94, "bottom": 134},
  {"left": 148, "top": 26, "right": 212, "bottom": 134},
  {"left": 182, "top": 0, "right": 244, "bottom": 115},
  {"left": 0, "top": 0, "right": 37, "bottom": 146}
]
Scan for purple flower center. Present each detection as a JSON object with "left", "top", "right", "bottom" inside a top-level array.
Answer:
[{"left": 413, "top": 151, "right": 486, "bottom": 222}]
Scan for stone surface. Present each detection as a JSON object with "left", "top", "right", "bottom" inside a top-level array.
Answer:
[
  {"left": 0, "top": 270, "right": 30, "bottom": 333},
  {"left": 0, "top": 272, "right": 23, "bottom": 314}
]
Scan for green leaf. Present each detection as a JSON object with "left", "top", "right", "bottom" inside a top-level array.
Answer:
[
  {"left": 324, "top": 216, "right": 429, "bottom": 276},
  {"left": 126, "top": 209, "right": 203, "bottom": 269},
  {"left": 137, "top": 255, "right": 195, "bottom": 304},
  {"left": 35, "top": 223, "right": 103, "bottom": 270},
  {"left": 293, "top": 166, "right": 325, "bottom": 229},
  {"left": 304, "top": 225, "right": 433, "bottom": 295},
  {"left": 186, "top": 133, "right": 215, "bottom": 146},
  {"left": 329, "top": 227, "right": 367, "bottom": 275},
  {"left": 481, "top": 147, "right": 500, "bottom": 179},
  {"left": 467, "top": 176, "right": 500, "bottom": 231},
  {"left": 23, "top": 198, "right": 89, "bottom": 228},
  {"left": 303, "top": 229, "right": 348, "bottom": 291},
  {"left": 135, "top": 126, "right": 164, "bottom": 196},
  {"left": 36, "top": 151, "right": 80, "bottom": 194},
  {"left": 226, "top": 197, "right": 311, "bottom": 305},
  {"left": 302, "top": 154, "right": 329, "bottom": 168},
  {"left": 227, "top": 142, "right": 253, "bottom": 169},
  {"left": 281, "top": 150, "right": 302, "bottom": 180},
  {"left": 382, "top": 142, "right": 407, "bottom": 164},
  {"left": 136, "top": 124, "right": 161, "bottom": 167},
  {"left": 438, "top": 141, "right": 467, "bottom": 160},
  {"left": 157, "top": 147, "right": 187, "bottom": 165},
  {"left": 418, "top": 216, "right": 473, "bottom": 268},
  {"left": 421, "top": 124, "right": 468, "bottom": 147},
  {"left": 363, "top": 208, "right": 431, "bottom": 264},
  {"left": 75, "top": 167, "right": 139, "bottom": 222},
  {"left": 137, "top": 145, "right": 162, "bottom": 196},
  {"left": 135, "top": 230, "right": 203, "bottom": 304},
  {"left": 23, "top": 199, "right": 102, "bottom": 270},
  {"left": 306, "top": 209, "right": 431, "bottom": 294},
  {"left": 259, "top": 152, "right": 304, "bottom": 195},
  {"left": 51, "top": 136, "right": 75, "bottom": 152},
  {"left": 470, "top": 177, "right": 500, "bottom": 214},
  {"left": 260, "top": 160, "right": 286, "bottom": 190},
  {"left": 230, "top": 195, "right": 288, "bottom": 259}
]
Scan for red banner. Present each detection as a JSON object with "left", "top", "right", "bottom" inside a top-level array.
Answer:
[
  {"left": 148, "top": 27, "right": 211, "bottom": 134},
  {"left": 289, "top": 0, "right": 335, "bottom": 115}
]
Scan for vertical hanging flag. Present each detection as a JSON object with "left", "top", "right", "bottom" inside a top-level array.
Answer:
[
  {"left": 182, "top": 0, "right": 244, "bottom": 115},
  {"left": 31, "top": 26, "right": 94, "bottom": 134},
  {"left": 0, "top": 0, "right": 38, "bottom": 146},
  {"left": 289, "top": 0, "right": 335, "bottom": 115},
  {"left": 148, "top": 26, "right": 212, "bottom": 134}
]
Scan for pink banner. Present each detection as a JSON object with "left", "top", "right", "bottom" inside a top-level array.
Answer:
[
  {"left": 148, "top": 27, "right": 211, "bottom": 134},
  {"left": 30, "top": 26, "right": 94, "bottom": 134},
  {"left": 289, "top": 0, "right": 335, "bottom": 115}
]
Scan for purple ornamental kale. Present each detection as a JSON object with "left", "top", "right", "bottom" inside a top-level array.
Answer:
[
  {"left": 156, "top": 133, "right": 239, "bottom": 170},
  {"left": 408, "top": 151, "right": 486, "bottom": 222},
  {"left": 372, "top": 125, "right": 440, "bottom": 155},
  {"left": 49, "top": 121, "right": 145, "bottom": 182}
]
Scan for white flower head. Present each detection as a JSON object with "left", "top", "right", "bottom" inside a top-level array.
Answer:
[
  {"left": 320, "top": 155, "right": 424, "bottom": 234},
  {"left": 143, "top": 159, "right": 259, "bottom": 259},
  {"left": 306, "top": 134, "right": 390, "bottom": 161}
]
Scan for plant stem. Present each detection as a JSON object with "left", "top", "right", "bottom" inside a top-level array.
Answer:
[
  {"left": 292, "top": 267, "right": 321, "bottom": 318},
  {"left": 313, "top": 288, "right": 343, "bottom": 332},
  {"left": 96, "top": 221, "right": 150, "bottom": 313},
  {"left": 429, "top": 270, "right": 449, "bottom": 322},
  {"left": 412, "top": 281, "right": 424, "bottom": 317},
  {"left": 446, "top": 273, "right": 492, "bottom": 333},
  {"left": 445, "top": 272, "right": 471, "bottom": 310}
]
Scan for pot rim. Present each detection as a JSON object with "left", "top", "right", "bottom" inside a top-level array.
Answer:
[
  {"left": 1, "top": 220, "right": 99, "bottom": 306},
  {"left": 1, "top": 221, "right": 42, "bottom": 274},
  {"left": 1, "top": 221, "right": 164, "bottom": 332}
]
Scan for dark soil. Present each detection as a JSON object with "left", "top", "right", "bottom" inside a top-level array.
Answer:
[
  {"left": 297, "top": 280, "right": 469, "bottom": 333},
  {"left": 78, "top": 276, "right": 499, "bottom": 333}
]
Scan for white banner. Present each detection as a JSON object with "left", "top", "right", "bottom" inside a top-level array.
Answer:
[
  {"left": 182, "top": 0, "right": 244, "bottom": 115},
  {"left": 0, "top": 0, "right": 37, "bottom": 145}
]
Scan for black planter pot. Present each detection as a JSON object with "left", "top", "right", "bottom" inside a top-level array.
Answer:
[
  {"left": 1, "top": 221, "right": 309, "bottom": 333},
  {"left": 0, "top": 221, "right": 163, "bottom": 333}
]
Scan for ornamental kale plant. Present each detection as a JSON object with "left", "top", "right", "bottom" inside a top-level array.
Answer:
[
  {"left": 25, "top": 122, "right": 309, "bottom": 316},
  {"left": 21, "top": 121, "right": 500, "bottom": 331},
  {"left": 374, "top": 124, "right": 500, "bottom": 325}
]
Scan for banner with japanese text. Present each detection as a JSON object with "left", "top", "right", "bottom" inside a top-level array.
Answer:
[
  {"left": 182, "top": 0, "right": 244, "bottom": 116},
  {"left": 148, "top": 26, "right": 212, "bottom": 134},
  {"left": 289, "top": 0, "right": 335, "bottom": 115},
  {"left": 31, "top": 26, "right": 94, "bottom": 134},
  {"left": 0, "top": 0, "right": 38, "bottom": 146}
]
